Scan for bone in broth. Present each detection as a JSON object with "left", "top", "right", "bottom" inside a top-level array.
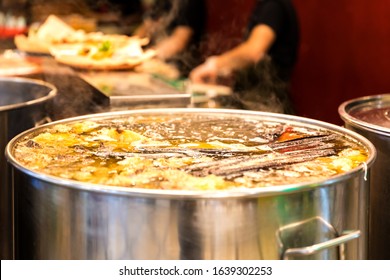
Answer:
[{"left": 12, "top": 113, "right": 368, "bottom": 190}]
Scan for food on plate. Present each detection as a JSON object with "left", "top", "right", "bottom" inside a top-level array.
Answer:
[
  {"left": 14, "top": 15, "right": 78, "bottom": 54},
  {"left": 14, "top": 15, "right": 154, "bottom": 69},
  {"left": 15, "top": 15, "right": 131, "bottom": 53},
  {"left": 50, "top": 38, "right": 155, "bottom": 70},
  {"left": 11, "top": 113, "right": 369, "bottom": 191}
]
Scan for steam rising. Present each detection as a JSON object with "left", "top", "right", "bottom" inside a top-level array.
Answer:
[
  {"left": 232, "top": 56, "right": 295, "bottom": 114},
  {"left": 141, "top": 0, "right": 204, "bottom": 77},
  {"left": 145, "top": 0, "right": 182, "bottom": 44},
  {"left": 35, "top": 58, "right": 109, "bottom": 120}
]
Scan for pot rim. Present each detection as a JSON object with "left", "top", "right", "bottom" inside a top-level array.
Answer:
[
  {"left": 0, "top": 77, "right": 57, "bottom": 112},
  {"left": 5, "top": 108, "right": 377, "bottom": 199},
  {"left": 338, "top": 93, "right": 390, "bottom": 136}
]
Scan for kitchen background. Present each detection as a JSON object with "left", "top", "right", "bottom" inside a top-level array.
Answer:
[
  {"left": 207, "top": 0, "right": 390, "bottom": 125},
  {"left": 1, "top": 0, "right": 390, "bottom": 125}
]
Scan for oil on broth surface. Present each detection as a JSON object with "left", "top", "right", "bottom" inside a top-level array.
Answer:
[{"left": 13, "top": 113, "right": 368, "bottom": 190}]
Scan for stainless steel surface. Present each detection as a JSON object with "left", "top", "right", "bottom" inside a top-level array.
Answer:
[
  {"left": 0, "top": 77, "right": 57, "bottom": 259},
  {"left": 6, "top": 108, "right": 376, "bottom": 260},
  {"left": 109, "top": 93, "right": 191, "bottom": 110},
  {"left": 339, "top": 94, "right": 390, "bottom": 259},
  {"left": 78, "top": 72, "right": 191, "bottom": 110},
  {"left": 283, "top": 228, "right": 360, "bottom": 260}
]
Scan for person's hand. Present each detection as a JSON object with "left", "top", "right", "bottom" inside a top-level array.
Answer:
[
  {"left": 155, "top": 40, "right": 174, "bottom": 60},
  {"left": 155, "top": 26, "right": 193, "bottom": 60},
  {"left": 189, "top": 56, "right": 220, "bottom": 84}
]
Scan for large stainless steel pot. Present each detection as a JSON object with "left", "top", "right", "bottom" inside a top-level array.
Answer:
[
  {"left": 5, "top": 108, "right": 375, "bottom": 260},
  {"left": 339, "top": 94, "right": 390, "bottom": 260},
  {"left": 0, "top": 77, "right": 57, "bottom": 259}
]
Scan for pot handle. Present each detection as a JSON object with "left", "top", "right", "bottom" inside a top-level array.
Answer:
[{"left": 282, "top": 230, "right": 360, "bottom": 260}]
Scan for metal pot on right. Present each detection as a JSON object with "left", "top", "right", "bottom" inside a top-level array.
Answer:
[{"left": 339, "top": 94, "right": 390, "bottom": 260}]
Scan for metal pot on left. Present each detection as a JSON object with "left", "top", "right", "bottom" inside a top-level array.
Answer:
[{"left": 0, "top": 77, "right": 57, "bottom": 259}]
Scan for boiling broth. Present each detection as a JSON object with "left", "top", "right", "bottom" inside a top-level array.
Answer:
[
  {"left": 349, "top": 106, "right": 390, "bottom": 128},
  {"left": 12, "top": 113, "right": 368, "bottom": 190}
]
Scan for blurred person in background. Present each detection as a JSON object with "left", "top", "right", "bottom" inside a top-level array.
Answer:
[
  {"left": 26, "top": 0, "right": 143, "bottom": 33},
  {"left": 86, "top": 0, "right": 143, "bottom": 34},
  {"left": 190, "top": 0, "right": 299, "bottom": 114},
  {"left": 26, "top": 0, "right": 95, "bottom": 25},
  {"left": 134, "top": 0, "right": 207, "bottom": 77}
]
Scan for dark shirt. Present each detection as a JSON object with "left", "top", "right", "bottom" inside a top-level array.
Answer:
[
  {"left": 88, "top": 0, "right": 142, "bottom": 15},
  {"left": 247, "top": 0, "right": 300, "bottom": 81},
  {"left": 147, "top": 0, "right": 206, "bottom": 49},
  {"left": 145, "top": 0, "right": 207, "bottom": 76},
  {"left": 231, "top": 0, "right": 299, "bottom": 114}
]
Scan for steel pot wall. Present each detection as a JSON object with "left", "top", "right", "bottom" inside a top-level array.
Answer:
[
  {"left": 5, "top": 109, "right": 376, "bottom": 260},
  {"left": 339, "top": 94, "right": 390, "bottom": 260},
  {"left": 0, "top": 77, "right": 57, "bottom": 259}
]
